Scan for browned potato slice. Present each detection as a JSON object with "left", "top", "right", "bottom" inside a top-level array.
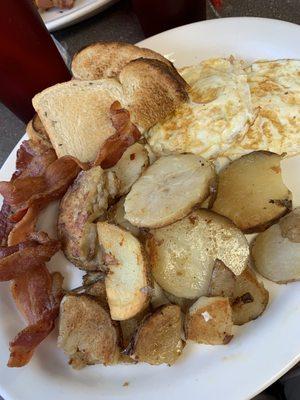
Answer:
[
  {"left": 58, "top": 167, "right": 119, "bottom": 271},
  {"left": 212, "top": 151, "right": 292, "bottom": 233},
  {"left": 232, "top": 268, "right": 269, "bottom": 325},
  {"left": 163, "top": 291, "right": 193, "bottom": 313},
  {"left": 208, "top": 259, "right": 236, "bottom": 298},
  {"left": 252, "top": 209, "right": 300, "bottom": 283},
  {"left": 120, "top": 308, "right": 150, "bottom": 348},
  {"left": 110, "top": 143, "right": 149, "bottom": 196},
  {"left": 129, "top": 304, "right": 184, "bottom": 365},
  {"left": 58, "top": 294, "right": 119, "bottom": 369},
  {"left": 125, "top": 154, "right": 215, "bottom": 228},
  {"left": 185, "top": 296, "right": 233, "bottom": 345},
  {"left": 107, "top": 197, "right": 140, "bottom": 237},
  {"left": 146, "top": 209, "right": 249, "bottom": 299},
  {"left": 97, "top": 222, "right": 150, "bottom": 320}
]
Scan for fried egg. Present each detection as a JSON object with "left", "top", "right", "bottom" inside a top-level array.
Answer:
[
  {"left": 145, "top": 58, "right": 253, "bottom": 160},
  {"left": 222, "top": 60, "right": 300, "bottom": 160}
]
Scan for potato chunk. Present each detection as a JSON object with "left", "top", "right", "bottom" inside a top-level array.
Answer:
[
  {"left": 232, "top": 268, "right": 269, "bottom": 325},
  {"left": 252, "top": 209, "right": 300, "bottom": 283},
  {"left": 185, "top": 297, "right": 233, "bottom": 345},
  {"left": 125, "top": 154, "right": 215, "bottom": 228},
  {"left": 147, "top": 209, "right": 249, "bottom": 299},
  {"left": 110, "top": 143, "right": 149, "bottom": 195},
  {"left": 58, "top": 295, "right": 119, "bottom": 369},
  {"left": 212, "top": 151, "right": 292, "bottom": 233},
  {"left": 97, "top": 222, "right": 150, "bottom": 320},
  {"left": 58, "top": 167, "right": 119, "bottom": 270},
  {"left": 129, "top": 304, "right": 184, "bottom": 365}
]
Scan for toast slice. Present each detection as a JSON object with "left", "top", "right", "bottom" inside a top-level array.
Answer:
[
  {"left": 71, "top": 41, "right": 174, "bottom": 80},
  {"left": 33, "top": 79, "right": 123, "bottom": 162},
  {"left": 33, "top": 58, "right": 188, "bottom": 162}
]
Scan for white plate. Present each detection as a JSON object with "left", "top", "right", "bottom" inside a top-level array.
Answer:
[
  {"left": 1, "top": 17, "right": 300, "bottom": 400},
  {"left": 40, "top": 0, "right": 117, "bottom": 32}
]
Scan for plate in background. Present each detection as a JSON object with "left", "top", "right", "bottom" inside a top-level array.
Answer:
[
  {"left": 40, "top": 0, "right": 117, "bottom": 31},
  {"left": 0, "top": 17, "right": 300, "bottom": 400}
]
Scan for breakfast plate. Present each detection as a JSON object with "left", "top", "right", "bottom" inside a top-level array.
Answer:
[
  {"left": 1, "top": 17, "right": 300, "bottom": 400},
  {"left": 40, "top": 0, "right": 117, "bottom": 32}
]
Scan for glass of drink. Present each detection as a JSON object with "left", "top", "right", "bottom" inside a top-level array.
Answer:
[
  {"left": 0, "top": 0, "right": 71, "bottom": 123},
  {"left": 131, "top": 0, "right": 207, "bottom": 37}
]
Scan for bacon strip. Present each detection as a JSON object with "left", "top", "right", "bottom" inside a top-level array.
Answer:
[
  {"left": 0, "top": 154, "right": 87, "bottom": 218},
  {"left": 94, "top": 101, "right": 141, "bottom": 169},
  {"left": 0, "top": 232, "right": 60, "bottom": 281},
  {"left": 35, "top": 0, "right": 75, "bottom": 10},
  {"left": 8, "top": 269, "right": 63, "bottom": 367},
  {"left": 7, "top": 207, "right": 39, "bottom": 246}
]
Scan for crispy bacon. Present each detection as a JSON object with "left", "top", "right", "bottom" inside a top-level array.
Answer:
[
  {"left": 8, "top": 269, "right": 63, "bottom": 367},
  {"left": 0, "top": 202, "right": 14, "bottom": 246},
  {"left": 0, "top": 140, "right": 77, "bottom": 367},
  {"left": 8, "top": 207, "right": 39, "bottom": 246},
  {"left": 0, "top": 232, "right": 60, "bottom": 281},
  {"left": 0, "top": 154, "right": 87, "bottom": 218},
  {"left": 94, "top": 101, "right": 141, "bottom": 169}
]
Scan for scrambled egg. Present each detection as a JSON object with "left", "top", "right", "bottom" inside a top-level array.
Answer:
[
  {"left": 146, "top": 58, "right": 300, "bottom": 163},
  {"left": 145, "top": 58, "right": 253, "bottom": 160}
]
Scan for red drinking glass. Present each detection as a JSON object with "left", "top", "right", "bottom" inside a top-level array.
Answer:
[
  {"left": 0, "top": 0, "right": 71, "bottom": 123},
  {"left": 131, "top": 0, "right": 207, "bottom": 38}
]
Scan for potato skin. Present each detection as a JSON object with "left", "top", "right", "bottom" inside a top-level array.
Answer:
[
  {"left": 232, "top": 267, "right": 269, "bottom": 325},
  {"left": 58, "top": 167, "right": 118, "bottom": 271},
  {"left": 212, "top": 151, "right": 292, "bottom": 233},
  {"left": 129, "top": 304, "right": 184, "bottom": 365}
]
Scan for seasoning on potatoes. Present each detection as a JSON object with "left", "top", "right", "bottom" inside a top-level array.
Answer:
[
  {"left": 129, "top": 304, "right": 184, "bottom": 365},
  {"left": 185, "top": 296, "right": 233, "bottom": 345},
  {"left": 146, "top": 209, "right": 249, "bottom": 299}
]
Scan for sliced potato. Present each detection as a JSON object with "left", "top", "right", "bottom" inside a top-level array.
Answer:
[
  {"left": 125, "top": 154, "right": 215, "bottom": 228},
  {"left": 97, "top": 222, "right": 150, "bottom": 320},
  {"left": 232, "top": 268, "right": 269, "bottom": 325},
  {"left": 163, "top": 291, "right": 193, "bottom": 313},
  {"left": 58, "top": 294, "right": 119, "bottom": 369},
  {"left": 185, "top": 296, "right": 233, "bottom": 345},
  {"left": 129, "top": 304, "right": 184, "bottom": 365},
  {"left": 208, "top": 259, "right": 236, "bottom": 299},
  {"left": 107, "top": 196, "right": 140, "bottom": 237},
  {"left": 58, "top": 167, "right": 119, "bottom": 271},
  {"left": 252, "top": 210, "right": 300, "bottom": 283},
  {"left": 146, "top": 209, "right": 249, "bottom": 299},
  {"left": 110, "top": 143, "right": 149, "bottom": 196},
  {"left": 212, "top": 151, "right": 292, "bottom": 233}
]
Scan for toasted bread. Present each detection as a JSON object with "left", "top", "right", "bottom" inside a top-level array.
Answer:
[
  {"left": 33, "top": 57, "right": 188, "bottom": 162},
  {"left": 120, "top": 58, "right": 188, "bottom": 130},
  {"left": 71, "top": 42, "right": 174, "bottom": 80},
  {"left": 32, "top": 79, "right": 123, "bottom": 162}
]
